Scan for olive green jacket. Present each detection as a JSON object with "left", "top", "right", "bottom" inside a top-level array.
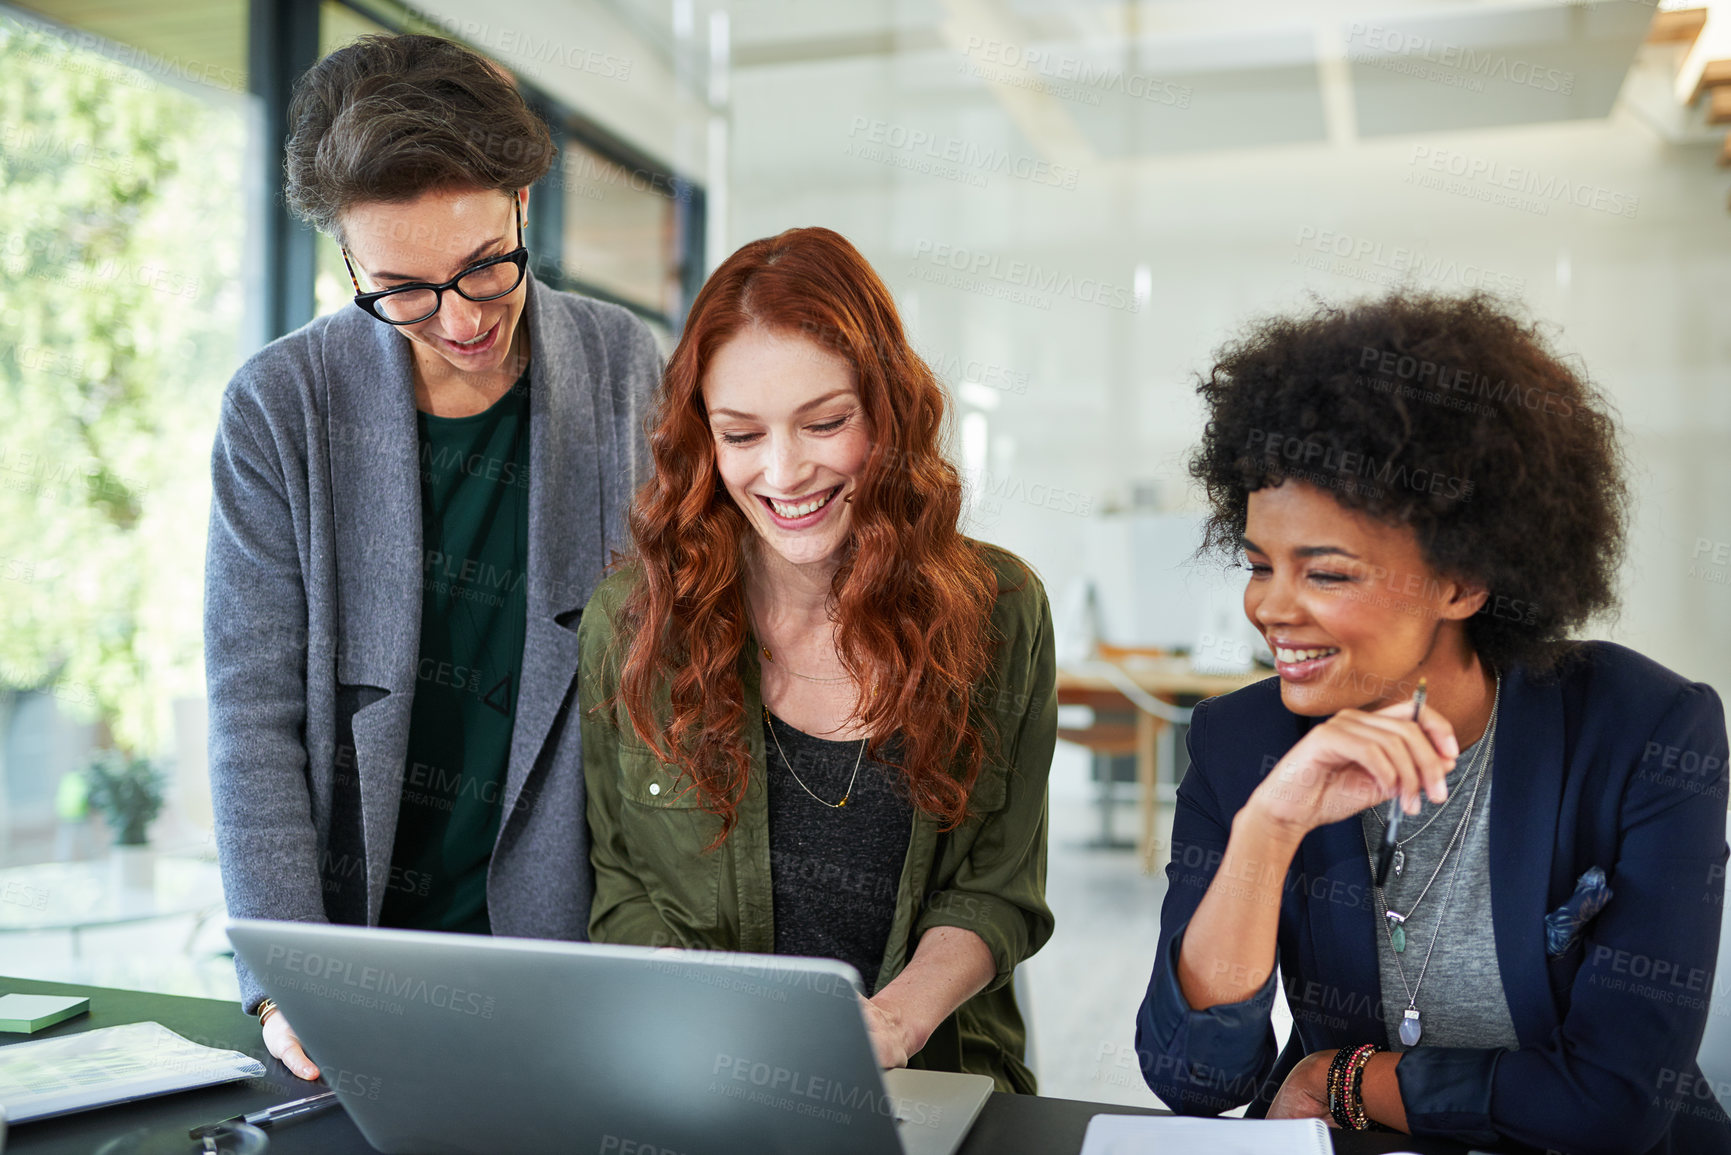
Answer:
[{"left": 577, "top": 544, "right": 1057, "bottom": 1092}]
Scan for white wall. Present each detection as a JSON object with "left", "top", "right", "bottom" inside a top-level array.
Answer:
[{"left": 727, "top": 55, "right": 1731, "bottom": 696}]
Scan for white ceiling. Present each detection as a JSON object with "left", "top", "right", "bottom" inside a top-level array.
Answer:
[
  {"left": 720, "top": 0, "right": 1655, "bottom": 160},
  {"left": 406, "top": 0, "right": 1665, "bottom": 177}
]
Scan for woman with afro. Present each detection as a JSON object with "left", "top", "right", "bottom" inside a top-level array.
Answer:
[{"left": 1135, "top": 291, "right": 1731, "bottom": 1153}]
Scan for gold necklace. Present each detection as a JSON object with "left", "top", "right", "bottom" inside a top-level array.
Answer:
[
  {"left": 764, "top": 707, "right": 865, "bottom": 808},
  {"left": 749, "top": 605, "right": 853, "bottom": 684},
  {"left": 759, "top": 642, "right": 853, "bottom": 684}
]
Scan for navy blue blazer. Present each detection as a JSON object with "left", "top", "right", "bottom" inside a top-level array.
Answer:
[{"left": 1135, "top": 642, "right": 1731, "bottom": 1154}]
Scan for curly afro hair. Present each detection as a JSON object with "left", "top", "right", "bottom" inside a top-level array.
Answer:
[{"left": 1189, "top": 291, "right": 1628, "bottom": 675}]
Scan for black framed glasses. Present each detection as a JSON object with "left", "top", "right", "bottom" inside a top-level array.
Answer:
[{"left": 342, "top": 197, "right": 528, "bottom": 325}]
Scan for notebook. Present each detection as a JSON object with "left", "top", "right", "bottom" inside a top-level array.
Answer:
[
  {"left": 1080, "top": 1114, "right": 1333, "bottom": 1155},
  {"left": 0, "top": 1020, "right": 264, "bottom": 1122},
  {"left": 0, "top": 994, "right": 89, "bottom": 1034}
]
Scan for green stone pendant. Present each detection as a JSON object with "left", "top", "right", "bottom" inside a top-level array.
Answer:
[{"left": 1391, "top": 925, "right": 1407, "bottom": 953}]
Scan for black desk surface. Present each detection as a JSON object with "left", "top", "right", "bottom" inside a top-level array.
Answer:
[{"left": 0, "top": 975, "right": 1471, "bottom": 1154}]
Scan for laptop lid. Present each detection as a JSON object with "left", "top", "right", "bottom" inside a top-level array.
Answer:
[{"left": 227, "top": 919, "right": 985, "bottom": 1155}]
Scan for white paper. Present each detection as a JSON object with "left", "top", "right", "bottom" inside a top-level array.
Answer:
[
  {"left": 1080, "top": 1113, "right": 1332, "bottom": 1155},
  {"left": 0, "top": 1020, "right": 264, "bottom": 1122}
]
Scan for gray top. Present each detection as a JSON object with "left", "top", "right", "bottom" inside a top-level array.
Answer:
[
  {"left": 204, "top": 274, "right": 657, "bottom": 1011},
  {"left": 1360, "top": 732, "right": 1520, "bottom": 1053},
  {"left": 765, "top": 710, "right": 912, "bottom": 993}
]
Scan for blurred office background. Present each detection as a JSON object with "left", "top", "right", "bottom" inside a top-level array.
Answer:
[{"left": 1, "top": 0, "right": 1728, "bottom": 1109}]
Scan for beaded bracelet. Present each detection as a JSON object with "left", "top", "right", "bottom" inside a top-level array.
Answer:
[
  {"left": 1326, "top": 1044, "right": 1366, "bottom": 1129},
  {"left": 1343, "top": 1043, "right": 1387, "bottom": 1131}
]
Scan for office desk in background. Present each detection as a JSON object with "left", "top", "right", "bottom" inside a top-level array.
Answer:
[
  {"left": 0, "top": 975, "right": 1473, "bottom": 1155},
  {"left": 1056, "top": 658, "right": 1265, "bottom": 870}
]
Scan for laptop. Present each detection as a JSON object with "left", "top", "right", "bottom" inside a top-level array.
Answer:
[{"left": 227, "top": 919, "right": 994, "bottom": 1155}]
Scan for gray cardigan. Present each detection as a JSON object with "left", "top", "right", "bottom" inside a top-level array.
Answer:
[{"left": 204, "top": 274, "right": 657, "bottom": 1011}]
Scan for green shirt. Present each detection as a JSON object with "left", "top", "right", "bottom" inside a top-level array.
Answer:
[
  {"left": 381, "top": 376, "right": 530, "bottom": 935},
  {"left": 577, "top": 543, "right": 1057, "bottom": 1091}
]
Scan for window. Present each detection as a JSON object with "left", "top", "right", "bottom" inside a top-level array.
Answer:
[
  {"left": 555, "top": 137, "right": 683, "bottom": 319},
  {"left": 317, "top": 0, "right": 701, "bottom": 333},
  {"left": 0, "top": 4, "right": 249, "bottom": 861}
]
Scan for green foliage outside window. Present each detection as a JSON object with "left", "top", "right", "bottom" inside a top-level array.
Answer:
[{"left": 0, "top": 16, "right": 243, "bottom": 756}]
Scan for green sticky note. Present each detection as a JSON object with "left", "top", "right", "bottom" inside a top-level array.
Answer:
[{"left": 0, "top": 994, "right": 91, "bottom": 1033}]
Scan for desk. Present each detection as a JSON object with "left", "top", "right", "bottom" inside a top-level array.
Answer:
[
  {"left": 0, "top": 976, "right": 1473, "bottom": 1154},
  {"left": 1056, "top": 659, "right": 1265, "bottom": 870}
]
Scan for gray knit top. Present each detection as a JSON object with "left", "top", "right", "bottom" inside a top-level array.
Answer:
[{"left": 1360, "top": 732, "right": 1520, "bottom": 1052}]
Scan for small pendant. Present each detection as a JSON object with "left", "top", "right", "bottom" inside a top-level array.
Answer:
[
  {"left": 836, "top": 796, "right": 848, "bottom": 808},
  {"left": 1399, "top": 1007, "right": 1423, "bottom": 1047},
  {"left": 1392, "top": 848, "right": 1405, "bottom": 876},
  {"left": 1390, "top": 925, "right": 1406, "bottom": 953}
]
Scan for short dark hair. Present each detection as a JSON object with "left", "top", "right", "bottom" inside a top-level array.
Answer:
[
  {"left": 283, "top": 34, "right": 553, "bottom": 238},
  {"left": 1188, "top": 291, "right": 1629, "bottom": 675}
]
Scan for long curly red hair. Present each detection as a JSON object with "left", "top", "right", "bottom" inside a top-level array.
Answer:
[{"left": 614, "top": 226, "right": 1002, "bottom": 841}]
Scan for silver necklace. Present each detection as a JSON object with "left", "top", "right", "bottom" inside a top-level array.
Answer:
[
  {"left": 1364, "top": 761, "right": 1471, "bottom": 877},
  {"left": 1370, "top": 676, "right": 1500, "bottom": 1047},
  {"left": 1374, "top": 751, "right": 1485, "bottom": 950},
  {"left": 1364, "top": 687, "right": 1498, "bottom": 946},
  {"left": 764, "top": 707, "right": 866, "bottom": 808}
]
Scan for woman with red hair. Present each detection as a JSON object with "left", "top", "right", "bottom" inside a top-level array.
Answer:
[{"left": 577, "top": 226, "right": 1056, "bottom": 1089}]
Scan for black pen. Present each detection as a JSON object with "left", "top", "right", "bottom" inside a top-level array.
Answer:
[
  {"left": 189, "top": 1090, "right": 340, "bottom": 1139},
  {"left": 1375, "top": 678, "right": 1427, "bottom": 886}
]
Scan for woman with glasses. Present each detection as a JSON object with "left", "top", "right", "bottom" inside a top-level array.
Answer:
[
  {"left": 1134, "top": 292, "right": 1730, "bottom": 1152},
  {"left": 577, "top": 227, "right": 1055, "bottom": 1088},
  {"left": 204, "top": 34, "right": 658, "bottom": 1080}
]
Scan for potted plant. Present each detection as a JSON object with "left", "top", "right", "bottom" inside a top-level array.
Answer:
[{"left": 82, "top": 750, "right": 166, "bottom": 889}]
